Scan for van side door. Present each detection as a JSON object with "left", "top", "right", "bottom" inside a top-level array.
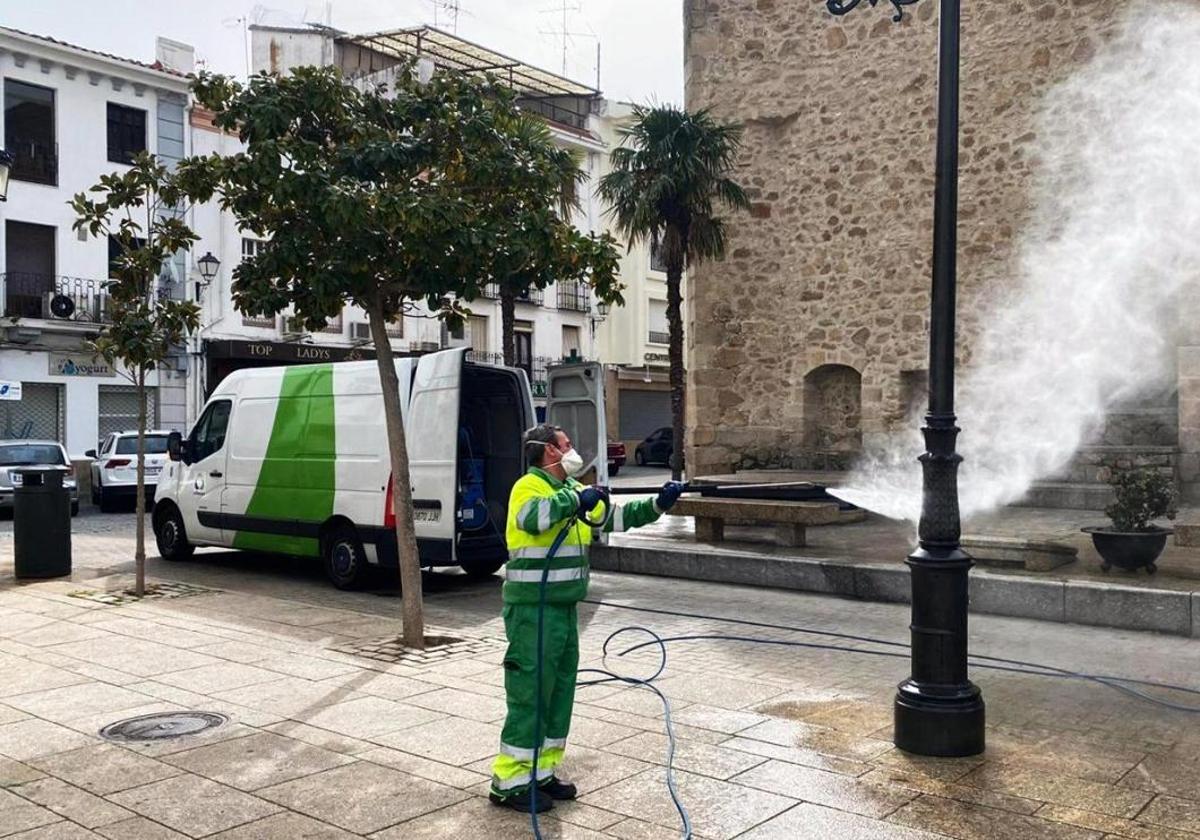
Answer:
[{"left": 177, "top": 399, "right": 232, "bottom": 545}]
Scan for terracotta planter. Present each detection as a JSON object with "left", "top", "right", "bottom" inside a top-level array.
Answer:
[{"left": 1081, "top": 526, "right": 1171, "bottom": 574}]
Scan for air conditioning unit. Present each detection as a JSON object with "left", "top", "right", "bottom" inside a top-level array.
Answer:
[
  {"left": 419, "top": 341, "right": 440, "bottom": 352},
  {"left": 42, "top": 292, "right": 78, "bottom": 320},
  {"left": 351, "top": 322, "right": 372, "bottom": 341},
  {"left": 283, "top": 315, "right": 308, "bottom": 337}
]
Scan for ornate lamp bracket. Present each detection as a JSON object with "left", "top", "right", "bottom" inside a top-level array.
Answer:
[{"left": 826, "top": 0, "right": 919, "bottom": 22}]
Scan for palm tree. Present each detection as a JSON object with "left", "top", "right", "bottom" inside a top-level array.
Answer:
[{"left": 599, "top": 105, "right": 748, "bottom": 480}]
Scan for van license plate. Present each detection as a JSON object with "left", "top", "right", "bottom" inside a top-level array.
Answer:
[{"left": 413, "top": 508, "right": 441, "bottom": 523}]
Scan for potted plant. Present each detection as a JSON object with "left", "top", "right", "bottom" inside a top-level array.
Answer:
[{"left": 1082, "top": 469, "right": 1177, "bottom": 574}]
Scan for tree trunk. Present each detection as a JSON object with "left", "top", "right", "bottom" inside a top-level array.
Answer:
[
  {"left": 666, "top": 254, "right": 686, "bottom": 482},
  {"left": 134, "top": 368, "right": 147, "bottom": 597},
  {"left": 367, "top": 298, "right": 426, "bottom": 650},
  {"left": 501, "top": 289, "right": 516, "bottom": 368}
]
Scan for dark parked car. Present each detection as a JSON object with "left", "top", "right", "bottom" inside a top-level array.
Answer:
[
  {"left": 634, "top": 427, "right": 673, "bottom": 467},
  {"left": 607, "top": 441, "right": 626, "bottom": 476}
]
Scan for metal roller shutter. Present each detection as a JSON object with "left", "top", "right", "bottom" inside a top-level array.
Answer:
[
  {"left": 0, "top": 382, "right": 64, "bottom": 441},
  {"left": 98, "top": 385, "right": 157, "bottom": 439},
  {"left": 618, "top": 389, "right": 671, "bottom": 442}
]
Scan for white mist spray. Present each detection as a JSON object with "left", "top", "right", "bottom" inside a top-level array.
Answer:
[{"left": 837, "top": 3, "right": 1200, "bottom": 522}]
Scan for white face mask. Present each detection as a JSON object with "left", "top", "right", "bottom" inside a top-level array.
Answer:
[{"left": 559, "top": 447, "right": 585, "bottom": 477}]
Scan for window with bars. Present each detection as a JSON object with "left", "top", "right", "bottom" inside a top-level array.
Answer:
[
  {"left": 107, "top": 103, "right": 147, "bottom": 164},
  {"left": 556, "top": 281, "right": 589, "bottom": 312}
]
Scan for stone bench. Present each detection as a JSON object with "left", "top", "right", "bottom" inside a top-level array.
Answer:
[
  {"left": 960, "top": 535, "right": 1077, "bottom": 572},
  {"left": 668, "top": 497, "right": 844, "bottom": 547}
]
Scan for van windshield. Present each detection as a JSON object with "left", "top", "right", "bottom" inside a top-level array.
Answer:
[{"left": 116, "top": 436, "right": 169, "bottom": 455}]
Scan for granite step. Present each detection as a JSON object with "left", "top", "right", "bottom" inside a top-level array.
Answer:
[{"left": 591, "top": 541, "right": 1199, "bottom": 637}]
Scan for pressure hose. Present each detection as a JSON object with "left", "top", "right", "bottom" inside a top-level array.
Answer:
[{"left": 522, "top": 492, "right": 1200, "bottom": 840}]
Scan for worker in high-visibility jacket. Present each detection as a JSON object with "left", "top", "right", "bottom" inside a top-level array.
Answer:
[{"left": 489, "top": 423, "right": 684, "bottom": 813}]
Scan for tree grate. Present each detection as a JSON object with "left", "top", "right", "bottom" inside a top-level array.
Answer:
[
  {"left": 329, "top": 630, "right": 504, "bottom": 665},
  {"left": 67, "top": 581, "right": 220, "bottom": 605}
]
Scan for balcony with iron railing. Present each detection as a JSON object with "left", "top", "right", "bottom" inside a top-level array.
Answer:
[
  {"left": 466, "top": 350, "right": 505, "bottom": 366},
  {"left": 2, "top": 273, "right": 112, "bottom": 324},
  {"left": 4, "top": 136, "right": 58, "bottom": 186},
  {"left": 556, "top": 281, "right": 589, "bottom": 313},
  {"left": 481, "top": 284, "right": 543, "bottom": 305}
]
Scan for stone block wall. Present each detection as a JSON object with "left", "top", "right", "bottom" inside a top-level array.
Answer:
[{"left": 683, "top": 0, "right": 1130, "bottom": 476}]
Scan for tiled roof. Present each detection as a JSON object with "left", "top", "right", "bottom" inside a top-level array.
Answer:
[{"left": 0, "top": 26, "right": 189, "bottom": 79}]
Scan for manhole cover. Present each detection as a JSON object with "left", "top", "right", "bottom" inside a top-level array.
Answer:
[{"left": 100, "top": 712, "right": 228, "bottom": 742}]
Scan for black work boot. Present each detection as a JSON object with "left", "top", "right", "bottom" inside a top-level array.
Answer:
[
  {"left": 538, "top": 776, "right": 578, "bottom": 801},
  {"left": 489, "top": 788, "right": 554, "bottom": 813}
]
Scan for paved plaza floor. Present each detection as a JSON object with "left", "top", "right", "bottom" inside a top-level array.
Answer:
[{"left": 1, "top": 510, "right": 1200, "bottom": 839}]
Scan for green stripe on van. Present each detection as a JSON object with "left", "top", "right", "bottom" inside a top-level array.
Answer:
[{"left": 233, "top": 364, "right": 336, "bottom": 556}]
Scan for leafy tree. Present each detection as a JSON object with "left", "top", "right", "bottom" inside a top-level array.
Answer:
[
  {"left": 599, "top": 105, "right": 749, "bottom": 480},
  {"left": 71, "top": 154, "right": 202, "bottom": 596},
  {"left": 481, "top": 116, "right": 622, "bottom": 367},
  {"left": 183, "top": 64, "right": 620, "bottom": 648}
]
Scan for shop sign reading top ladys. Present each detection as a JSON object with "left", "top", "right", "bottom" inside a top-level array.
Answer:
[{"left": 49, "top": 353, "right": 114, "bottom": 377}]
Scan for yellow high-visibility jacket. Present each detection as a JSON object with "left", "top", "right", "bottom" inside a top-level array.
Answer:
[{"left": 504, "top": 466, "right": 661, "bottom": 605}]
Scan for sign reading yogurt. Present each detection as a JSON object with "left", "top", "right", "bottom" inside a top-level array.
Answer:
[{"left": 49, "top": 353, "right": 113, "bottom": 377}]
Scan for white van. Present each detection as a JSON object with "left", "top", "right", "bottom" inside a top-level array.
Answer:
[{"left": 152, "top": 348, "right": 607, "bottom": 588}]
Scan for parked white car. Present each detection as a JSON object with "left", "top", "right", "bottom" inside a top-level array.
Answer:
[
  {"left": 87, "top": 431, "right": 172, "bottom": 512},
  {"left": 0, "top": 440, "right": 79, "bottom": 516}
]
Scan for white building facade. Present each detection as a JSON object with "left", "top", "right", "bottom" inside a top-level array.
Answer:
[{"left": 0, "top": 27, "right": 193, "bottom": 456}]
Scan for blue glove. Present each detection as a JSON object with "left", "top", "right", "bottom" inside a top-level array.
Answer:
[
  {"left": 578, "top": 486, "right": 603, "bottom": 512},
  {"left": 656, "top": 481, "right": 685, "bottom": 512}
]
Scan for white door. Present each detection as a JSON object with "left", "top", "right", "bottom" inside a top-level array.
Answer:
[
  {"left": 546, "top": 361, "right": 608, "bottom": 485},
  {"left": 405, "top": 348, "right": 467, "bottom": 555},
  {"left": 177, "top": 399, "right": 232, "bottom": 545}
]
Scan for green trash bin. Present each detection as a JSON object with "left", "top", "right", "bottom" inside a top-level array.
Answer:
[{"left": 13, "top": 467, "right": 72, "bottom": 579}]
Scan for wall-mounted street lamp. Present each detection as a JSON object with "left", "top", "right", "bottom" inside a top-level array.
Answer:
[
  {"left": 825, "top": 0, "right": 985, "bottom": 757},
  {"left": 0, "top": 149, "right": 14, "bottom": 202},
  {"left": 195, "top": 251, "right": 220, "bottom": 299}
]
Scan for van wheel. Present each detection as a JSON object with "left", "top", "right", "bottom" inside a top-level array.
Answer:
[
  {"left": 635, "top": 450, "right": 646, "bottom": 466},
  {"left": 154, "top": 505, "right": 194, "bottom": 561},
  {"left": 71, "top": 501, "right": 79, "bottom": 517},
  {"left": 98, "top": 488, "right": 114, "bottom": 513},
  {"left": 324, "top": 524, "right": 368, "bottom": 590},
  {"left": 461, "top": 559, "right": 504, "bottom": 580}
]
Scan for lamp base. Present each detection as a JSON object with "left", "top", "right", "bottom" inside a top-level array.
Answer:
[{"left": 894, "top": 680, "right": 985, "bottom": 757}]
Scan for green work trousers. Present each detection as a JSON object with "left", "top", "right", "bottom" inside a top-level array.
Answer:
[{"left": 489, "top": 602, "right": 579, "bottom": 798}]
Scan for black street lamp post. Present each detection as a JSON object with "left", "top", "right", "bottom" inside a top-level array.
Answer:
[{"left": 826, "top": 0, "right": 985, "bottom": 755}]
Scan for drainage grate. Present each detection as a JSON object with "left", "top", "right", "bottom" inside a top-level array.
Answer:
[{"left": 100, "top": 711, "right": 228, "bottom": 742}]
